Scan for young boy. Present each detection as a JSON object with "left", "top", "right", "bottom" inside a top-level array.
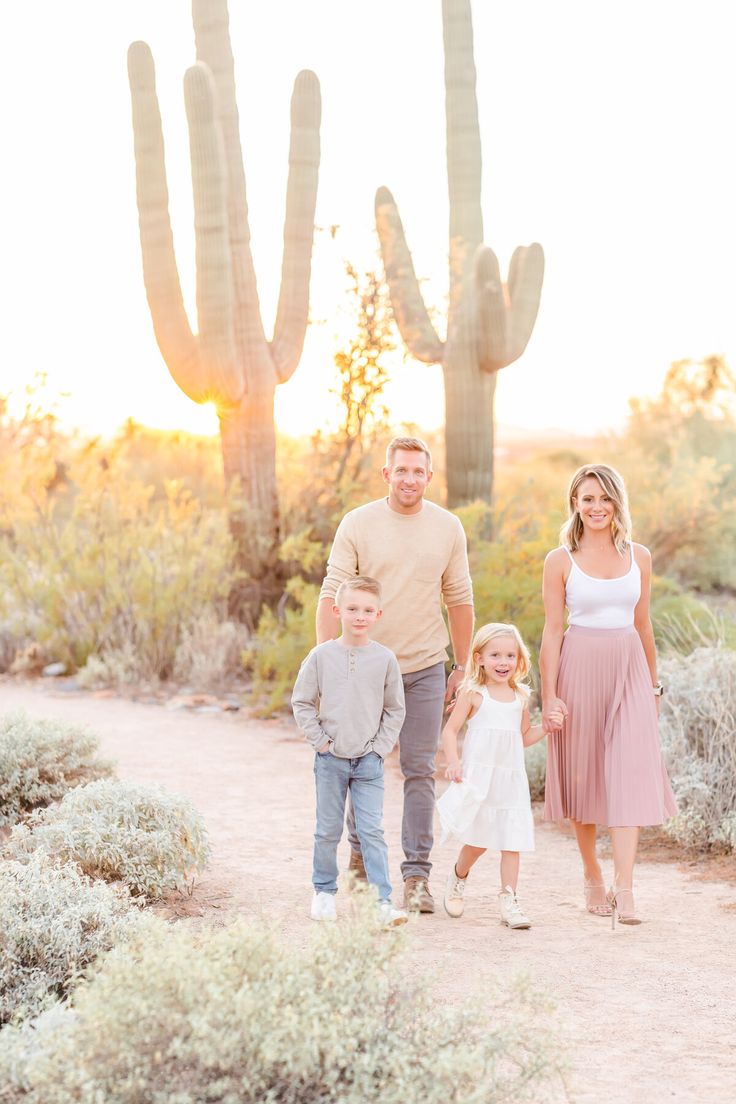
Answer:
[{"left": 292, "top": 575, "right": 408, "bottom": 927}]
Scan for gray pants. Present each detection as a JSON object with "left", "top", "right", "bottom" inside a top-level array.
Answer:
[{"left": 348, "top": 661, "right": 446, "bottom": 881}]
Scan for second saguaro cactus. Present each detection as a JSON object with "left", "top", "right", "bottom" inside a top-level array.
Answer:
[
  {"left": 376, "top": 0, "right": 544, "bottom": 507},
  {"left": 127, "top": 0, "right": 321, "bottom": 614}
]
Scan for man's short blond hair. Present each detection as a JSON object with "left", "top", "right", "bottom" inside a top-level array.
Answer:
[
  {"left": 335, "top": 575, "right": 382, "bottom": 607},
  {"left": 385, "top": 436, "right": 432, "bottom": 471}
]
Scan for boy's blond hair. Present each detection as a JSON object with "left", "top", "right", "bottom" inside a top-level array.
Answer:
[
  {"left": 385, "top": 436, "right": 432, "bottom": 471},
  {"left": 334, "top": 575, "right": 382, "bottom": 606},
  {"left": 462, "top": 622, "right": 531, "bottom": 701}
]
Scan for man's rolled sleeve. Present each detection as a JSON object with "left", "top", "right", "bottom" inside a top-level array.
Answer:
[
  {"left": 441, "top": 520, "right": 473, "bottom": 608},
  {"left": 291, "top": 652, "right": 330, "bottom": 751},
  {"left": 372, "top": 656, "right": 406, "bottom": 759},
  {"left": 318, "top": 514, "right": 359, "bottom": 603}
]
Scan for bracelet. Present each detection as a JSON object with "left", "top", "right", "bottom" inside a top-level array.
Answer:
[
  {"left": 451, "top": 663, "right": 465, "bottom": 672},
  {"left": 652, "top": 682, "right": 664, "bottom": 697}
]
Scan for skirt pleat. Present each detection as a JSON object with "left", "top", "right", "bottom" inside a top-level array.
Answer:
[{"left": 544, "top": 625, "right": 678, "bottom": 827}]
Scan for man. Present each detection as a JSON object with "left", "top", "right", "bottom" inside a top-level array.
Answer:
[{"left": 316, "top": 436, "right": 474, "bottom": 912}]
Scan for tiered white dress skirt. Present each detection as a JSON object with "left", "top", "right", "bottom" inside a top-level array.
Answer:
[{"left": 436, "top": 690, "right": 535, "bottom": 852}]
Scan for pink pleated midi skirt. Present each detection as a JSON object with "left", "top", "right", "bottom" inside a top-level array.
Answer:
[{"left": 544, "top": 625, "right": 678, "bottom": 827}]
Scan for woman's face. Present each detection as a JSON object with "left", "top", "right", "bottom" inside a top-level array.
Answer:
[{"left": 573, "top": 477, "right": 615, "bottom": 535}]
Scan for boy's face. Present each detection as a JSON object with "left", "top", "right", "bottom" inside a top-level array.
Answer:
[{"left": 333, "top": 587, "right": 382, "bottom": 640}]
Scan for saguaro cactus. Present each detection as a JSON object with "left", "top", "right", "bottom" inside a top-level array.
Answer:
[
  {"left": 127, "top": 0, "right": 320, "bottom": 614},
  {"left": 376, "top": 0, "right": 543, "bottom": 506}
]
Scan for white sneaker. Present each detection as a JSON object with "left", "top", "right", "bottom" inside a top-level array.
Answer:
[
  {"left": 498, "top": 885, "right": 531, "bottom": 929},
  {"left": 310, "top": 891, "right": 337, "bottom": 922},
  {"left": 444, "top": 867, "right": 468, "bottom": 918},
  {"left": 378, "top": 900, "right": 409, "bottom": 928}
]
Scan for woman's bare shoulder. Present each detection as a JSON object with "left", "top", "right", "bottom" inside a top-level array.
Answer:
[
  {"left": 544, "top": 546, "right": 569, "bottom": 570},
  {"left": 631, "top": 542, "right": 651, "bottom": 567}
]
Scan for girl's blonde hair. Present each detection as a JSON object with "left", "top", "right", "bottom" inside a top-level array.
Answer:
[
  {"left": 462, "top": 623, "right": 531, "bottom": 700},
  {"left": 559, "top": 463, "right": 632, "bottom": 554}
]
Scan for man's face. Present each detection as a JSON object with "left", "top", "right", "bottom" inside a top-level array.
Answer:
[{"left": 382, "top": 448, "right": 432, "bottom": 512}]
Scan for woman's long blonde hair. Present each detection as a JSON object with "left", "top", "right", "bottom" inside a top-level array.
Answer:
[
  {"left": 559, "top": 463, "right": 632, "bottom": 554},
  {"left": 462, "top": 623, "right": 531, "bottom": 701}
]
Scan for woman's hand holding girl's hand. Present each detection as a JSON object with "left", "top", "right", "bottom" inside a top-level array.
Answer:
[
  {"left": 542, "top": 698, "right": 567, "bottom": 733},
  {"left": 444, "top": 760, "right": 463, "bottom": 783}
]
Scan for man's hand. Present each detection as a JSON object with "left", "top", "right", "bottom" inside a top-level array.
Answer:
[
  {"left": 444, "top": 760, "right": 463, "bottom": 782},
  {"left": 445, "top": 667, "right": 465, "bottom": 706},
  {"left": 542, "top": 698, "right": 568, "bottom": 734}
]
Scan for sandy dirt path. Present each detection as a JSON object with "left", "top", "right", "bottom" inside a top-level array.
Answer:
[{"left": 3, "top": 682, "right": 735, "bottom": 1103}]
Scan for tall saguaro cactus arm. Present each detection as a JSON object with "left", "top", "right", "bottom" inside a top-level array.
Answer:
[
  {"left": 128, "top": 42, "right": 203, "bottom": 401},
  {"left": 184, "top": 64, "right": 239, "bottom": 404},
  {"left": 443, "top": 0, "right": 483, "bottom": 248},
  {"left": 374, "top": 187, "right": 444, "bottom": 364},
  {"left": 475, "top": 243, "right": 544, "bottom": 372},
  {"left": 271, "top": 70, "right": 322, "bottom": 383}
]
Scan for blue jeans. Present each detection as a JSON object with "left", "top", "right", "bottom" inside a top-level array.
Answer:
[{"left": 313, "top": 750, "right": 391, "bottom": 901}]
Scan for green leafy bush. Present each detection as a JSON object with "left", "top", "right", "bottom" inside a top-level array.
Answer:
[
  {"left": 659, "top": 645, "right": 736, "bottom": 851},
  {"left": 244, "top": 576, "right": 319, "bottom": 715},
  {"left": 0, "top": 466, "right": 237, "bottom": 679},
  {"left": 4, "top": 780, "right": 210, "bottom": 899},
  {"left": 0, "top": 854, "right": 138, "bottom": 1025},
  {"left": 0, "top": 896, "right": 561, "bottom": 1104},
  {"left": 0, "top": 711, "right": 113, "bottom": 827}
]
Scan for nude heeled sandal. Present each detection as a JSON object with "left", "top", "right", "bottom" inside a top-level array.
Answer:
[
  {"left": 608, "top": 887, "right": 642, "bottom": 928},
  {"left": 584, "top": 880, "right": 612, "bottom": 916}
]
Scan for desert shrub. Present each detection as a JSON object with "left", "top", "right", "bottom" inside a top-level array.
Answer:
[
  {"left": 244, "top": 576, "right": 319, "bottom": 715},
  {"left": 4, "top": 779, "right": 210, "bottom": 899},
  {"left": 0, "top": 854, "right": 138, "bottom": 1025},
  {"left": 525, "top": 741, "right": 547, "bottom": 802},
  {"left": 659, "top": 645, "right": 736, "bottom": 851},
  {"left": 0, "top": 896, "right": 562, "bottom": 1104},
  {"left": 172, "top": 611, "right": 250, "bottom": 689},
  {"left": 75, "top": 642, "right": 143, "bottom": 690},
  {"left": 0, "top": 711, "right": 113, "bottom": 827},
  {"left": 0, "top": 461, "right": 237, "bottom": 679}
]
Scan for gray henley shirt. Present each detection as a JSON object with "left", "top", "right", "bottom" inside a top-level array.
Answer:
[{"left": 291, "top": 639, "right": 405, "bottom": 759}]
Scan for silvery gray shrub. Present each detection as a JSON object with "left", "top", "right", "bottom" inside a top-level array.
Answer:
[
  {"left": 0, "top": 854, "right": 140, "bottom": 1025},
  {"left": 0, "top": 711, "right": 113, "bottom": 826},
  {"left": 660, "top": 645, "right": 736, "bottom": 850},
  {"left": 0, "top": 895, "right": 561, "bottom": 1103},
  {"left": 3, "top": 778, "right": 210, "bottom": 898}
]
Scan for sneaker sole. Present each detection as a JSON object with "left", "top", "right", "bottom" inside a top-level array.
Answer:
[{"left": 500, "top": 920, "right": 531, "bottom": 929}]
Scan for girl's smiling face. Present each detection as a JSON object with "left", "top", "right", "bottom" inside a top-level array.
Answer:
[{"left": 476, "top": 635, "right": 519, "bottom": 685}]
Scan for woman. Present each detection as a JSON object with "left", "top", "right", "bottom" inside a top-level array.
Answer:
[{"left": 540, "top": 463, "right": 677, "bottom": 924}]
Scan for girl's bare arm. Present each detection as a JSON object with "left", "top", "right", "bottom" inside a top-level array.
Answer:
[
  {"left": 441, "top": 689, "right": 477, "bottom": 781},
  {"left": 522, "top": 703, "right": 562, "bottom": 747}
]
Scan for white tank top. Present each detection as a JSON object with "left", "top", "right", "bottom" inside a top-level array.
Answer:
[{"left": 564, "top": 546, "right": 641, "bottom": 628}]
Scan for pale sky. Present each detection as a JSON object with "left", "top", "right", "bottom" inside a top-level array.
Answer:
[{"left": 1, "top": 1, "right": 734, "bottom": 440}]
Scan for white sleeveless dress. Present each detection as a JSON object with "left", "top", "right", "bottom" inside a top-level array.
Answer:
[{"left": 436, "top": 688, "right": 535, "bottom": 852}]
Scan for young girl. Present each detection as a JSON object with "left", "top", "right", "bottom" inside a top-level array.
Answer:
[{"left": 436, "top": 623, "right": 562, "bottom": 929}]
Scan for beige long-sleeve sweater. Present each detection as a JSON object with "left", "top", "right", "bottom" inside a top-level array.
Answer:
[{"left": 319, "top": 498, "right": 473, "bottom": 673}]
